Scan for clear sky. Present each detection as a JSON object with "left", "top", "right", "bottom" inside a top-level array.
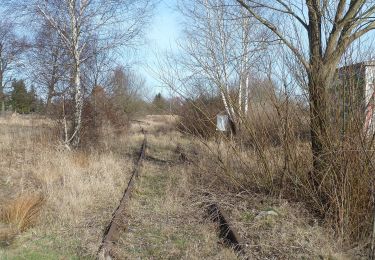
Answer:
[{"left": 136, "top": 0, "right": 181, "bottom": 100}]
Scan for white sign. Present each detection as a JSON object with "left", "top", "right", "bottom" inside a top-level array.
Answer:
[{"left": 216, "top": 114, "right": 229, "bottom": 131}]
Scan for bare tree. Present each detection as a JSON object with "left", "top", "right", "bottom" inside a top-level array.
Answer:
[
  {"left": 235, "top": 0, "right": 375, "bottom": 180},
  {"left": 28, "top": 22, "right": 70, "bottom": 114},
  {"left": 9, "top": 0, "right": 152, "bottom": 148},
  {"left": 176, "top": 0, "right": 268, "bottom": 129},
  {"left": 81, "top": 39, "right": 115, "bottom": 96},
  {"left": 0, "top": 19, "right": 27, "bottom": 113},
  {"left": 109, "top": 66, "right": 146, "bottom": 115}
]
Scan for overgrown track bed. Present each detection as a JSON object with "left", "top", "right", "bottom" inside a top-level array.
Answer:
[
  {"left": 183, "top": 149, "right": 247, "bottom": 259},
  {"left": 98, "top": 134, "right": 147, "bottom": 260},
  {"left": 174, "top": 151, "right": 247, "bottom": 258}
]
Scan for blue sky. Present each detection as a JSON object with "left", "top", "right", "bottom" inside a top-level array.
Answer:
[
  {"left": 0, "top": 1, "right": 181, "bottom": 99},
  {"left": 135, "top": 0, "right": 181, "bottom": 99}
]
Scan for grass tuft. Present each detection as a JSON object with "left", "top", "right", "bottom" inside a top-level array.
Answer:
[{"left": 1, "top": 193, "right": 44, "bottom": 232}]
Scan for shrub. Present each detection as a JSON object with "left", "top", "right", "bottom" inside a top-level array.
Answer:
[
  {"left": 80, "top": 86, "right": 129, "bottom": 147},
  {"left": 176, "top": 95, "right": 222, "bottom": 139}
]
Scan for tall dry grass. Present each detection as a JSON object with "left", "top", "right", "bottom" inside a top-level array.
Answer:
[
  {"left": 1, "top": 193, "right": 44, "bottom": 232},
  {"left": 0, "top": 114, "right": 138, "bottom": 257}
]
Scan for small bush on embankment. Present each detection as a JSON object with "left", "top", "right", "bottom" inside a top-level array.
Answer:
[
  {"left": 176, "top": 95, "right": 222, "bottom": 139},
  {"left": 50, "top": 86, "right": 131, "bottom": 149}
]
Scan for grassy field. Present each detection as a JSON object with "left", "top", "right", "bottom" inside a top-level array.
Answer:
[
  {"left": 0, "top": 114, "right": 354, "bottom": 259},
  {"left": 0, "top": 114, "right": 136, "bottom": 258}
]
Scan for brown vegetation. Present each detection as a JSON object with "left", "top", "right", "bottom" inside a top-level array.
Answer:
[
  {"left": 0, "top": 114, "right": 136, "bottom": 258},
  {"left": 0, "top": 113, "right": 363, "bottom": 259},
  {"left": 0, "top": 193, "right": 44, "bottom": 232},
  {"left": 176, "top": 84, "right": 372, "bottom": 256}
]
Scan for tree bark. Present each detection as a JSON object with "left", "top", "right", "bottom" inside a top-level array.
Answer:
[
  {"left": 221, "top": 89, "right": 233, "bottom": 119},
  {"left": 69, "top": 0, "right": 83, "bottom": 148},
  {"left": 45, "top": 49, "right": 59, "bottom": 115},
  {"left": 308, "top": 66, "right": 330, "bottom": 179},
  {"left": 70, "top": 53, "right": 83, "bottom": 148},
  {"left": 307, "top": 0, "right": 331, "bottom": 182},
  {"left": 244, "top": 75, "right": 249, "bottom": 115},
  {"left": 238, "top": 78, "right": 242, "bottom": 112},
  {"left": 0, "top": 50, "right": 4, "bottom": 114}
]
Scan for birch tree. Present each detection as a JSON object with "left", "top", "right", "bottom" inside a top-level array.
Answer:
[
  {"left": 178, "top": 0, "right": 267, "bottom": 129},
  {"left": 10, "top": 0, "right": 151, "bottom": 147},
  {"left": 235, "top": 0, "right": 375, "bottom": 181},
  {"left": 28, "top": 23, "right": 69, "bottom": 114}
]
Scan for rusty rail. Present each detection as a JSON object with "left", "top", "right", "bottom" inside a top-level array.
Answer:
[
  {"left": 207, "top": 202, "right": 247, "bottom": 257},
  {"left": 97, "top": 135, "right": 147, "bottom": 260},
  {"left": 203, "top": 193, "right": 247, "bottom": 259}
]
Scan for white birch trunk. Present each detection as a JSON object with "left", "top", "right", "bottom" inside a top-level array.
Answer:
[
  {"left": 221, "top": 90, "right": 232, "bottom": 119},
  {"left": 71, "top": 58, "right": 83, "bottom": 147},
  {"left": 225, "top": 83, "right": 236, "bottom": 121},
  {"left": 69, "top": 0, "right": 83, "bottom": 147},
  {"left": 238, "top": 79, "right": 242, "bottom": 113},
  {"left": 244, "top": 74, "right": 249, "bottom": 115}
]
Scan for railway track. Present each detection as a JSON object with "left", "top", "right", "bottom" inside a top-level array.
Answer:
[
  {"left": 181, "top": 150, "right": 248, "bottom": 258},
  {"left": 205, "top": 197, "right": 248, "bottom": 259},
  {"left": 97, "top": 133, "right": 147, "bottom": 260},
  {"left": 97, "top": 128, "right": 247, "bottom": 259}
]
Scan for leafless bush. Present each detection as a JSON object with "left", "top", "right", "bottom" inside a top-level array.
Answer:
[
  {"left": 176, "top": 95, "right": 222, "bottom": 139},
  {"left": 80, "top": 86, "right": 129, "bottom": 148}
]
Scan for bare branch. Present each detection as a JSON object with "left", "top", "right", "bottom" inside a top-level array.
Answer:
[{"left": 236, "top": 0, "right": 310, "bottom": 71}]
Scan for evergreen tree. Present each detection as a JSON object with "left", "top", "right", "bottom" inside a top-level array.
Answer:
[
  {"left": 152, "top": 93, "right": 168, "bottom": 113},
  {"left": 28, "top": 85, "right": 39, "bottom": 112},
  {"left": 10, "top": 80, "right": 31, "bottom": 113}
]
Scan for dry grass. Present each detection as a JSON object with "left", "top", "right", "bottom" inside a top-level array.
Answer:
[
  {"left": 0, "top": 114, "right": 137, "bottom": 258},
  {"left": 116, "top": 125, "right": 238, "bottom": 259},
  {"left": 126, "top": 118, "right": 349, "bottom": 259},
  {"left": 0, "top": 113, "right": 357, "bottom": 259},
  {"left": 174, "top": 121, "right": 359, "bottom": 258},
  {"left": 0, "top": 193, "right": 44, "bottom": 247},
  {"left": 0, "top": 113, "right": 55, "bottom": 128},
  {"left": 196, "top": 189, "right": 350, "bottom": 259},
  {"left": 143, "top": 114, "right": 178, "bottom": 132},
  {"left": 0, "top": 193, "right": 44, "bottom": 232}
]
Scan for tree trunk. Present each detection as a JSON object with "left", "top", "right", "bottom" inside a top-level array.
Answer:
[
  {"left": 307, "top": 63, "right": 340, "bottom": 216},
  {"left": 221, "top": 90, "right": 232, "bottom": 117},
  {"left": 308, "top": 63, "right": 331, "bottom": 190},
  {"left": 46, "top": 85, "right": 54, "bottom": 115},
  {"left": 45, "top": 50, "right": 59, "bottom": 115},
  {"left": 68, "top": 0, "right": 83, "bottom": 149},
  {"left": 307, "top": 1, "right": 331, "bottom": 185},
  {"left": 244, "top": 75, "right": 249, "bottom": 115},
  {"left": 71, "top": 60, "right": 83, "bottom": 148},
  {"left": 0, "top": 70, "right": 4, "bottom": 115},
  {"left": 238, "top": 78, "right": 242, "bottom": 112}
]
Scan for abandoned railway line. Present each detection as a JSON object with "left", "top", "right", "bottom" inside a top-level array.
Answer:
[
  {"left": 96, "top": 125, "right": 246, "bottom": 259},
  {"left": 98, "top": 133, "right": 147, "bottom": 259},
  {"left": 0, "top": 115, "right": 346, "bottom": 259}
]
